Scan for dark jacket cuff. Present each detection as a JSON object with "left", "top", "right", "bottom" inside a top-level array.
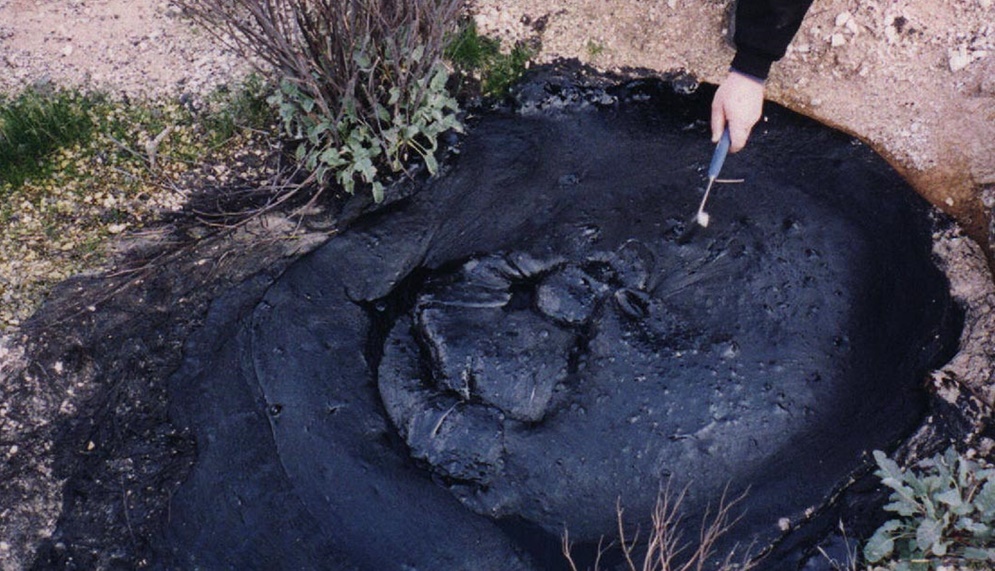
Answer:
[{"left": 731, "top": 48, "right": 774, "bottom": 81}]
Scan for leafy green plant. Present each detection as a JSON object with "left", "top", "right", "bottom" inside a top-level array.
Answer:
[
  {"left": 269, "top": 51, "right": 460, "bottom": 201},
  {"left": 445, "top": 19, "right": 536, "bottom": 98},
  {"left": 864, "top": 448, "right": 995, "bottom": 569},
  {"left": 0, "top": 87, "right": 98, "bottom": 191},
  {"left": 177, "top": 0, "right": 463, "bottom": 202}
]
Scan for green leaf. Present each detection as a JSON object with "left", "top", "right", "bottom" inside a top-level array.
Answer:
[
  {"left": 875, "top": 451, "right": 904, "bottom": 482},
  {"left": 423, "top": 152, "right": 438, "bottom": 175},
  {"left": 374, "top": 104, "right": 390, "bottom": 123},
  {"left": 964, "top": 547, "right": 995, "bottom": 561},
  {"left": 372, "top": 181, "right": 384, "bottom": 203},
  {"left": 410, "top": 44, "right": 424, "bottom": 63},
  {"left": 932, "top": 539, "right": 947, "bottom": 557},
  {"left": 976, "top": 480, "right": 995, "bottom": 517},
  {"left": 430, "top": 66, "right": 449, "bottom": 92},
  {"left": 915, "top": 516, "right": 944, "bottom": 553},
  {"left": 864, "top": 520, "right": 901, "bottom": 563},
  {"left": 354, "top": 50, "right": 372, "bottom": 70},
  {"left": 957, "top": 516, "right": 989, "bottom": 535},
  {"left": 319, "top": 147, "right": 345, "bottom": 168},
  {"left": 935, "top": 487, "right": 962, "bottom": 508}
]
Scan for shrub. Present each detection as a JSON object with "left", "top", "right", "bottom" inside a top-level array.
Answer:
[
  {"left": 176, "top": 0, "right": 463, "bottom": 202},
  {"left": 864, "top": 448, "right": 995, "bottom": 569}
]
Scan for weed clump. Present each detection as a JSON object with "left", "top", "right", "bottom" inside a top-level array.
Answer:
[
  {"left": 178, "top": 0, "right": 464, "bottom": 202},
  {"left": 445, "top": 19, "right": 536, "bottom": 99},
  {"left": 865, "top": 448, "right": 995, "bottom": 570}
]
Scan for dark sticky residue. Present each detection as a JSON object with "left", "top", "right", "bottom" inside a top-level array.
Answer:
[{"left": 160, "top": 78, "right": 962, "bottom": 570}]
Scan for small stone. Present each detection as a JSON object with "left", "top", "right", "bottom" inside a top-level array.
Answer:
[
  {"left": 61, "top": 44, "right": 73, "bottom": 57},
  {"left": 981, "top": 0, "right": 992, "bottom": 8},
  {"left": 778, "top": 517, "right": 791, "bottom": 531},
  {"left": 945, "top": 197, "right": 955, "bottom": 206},
  {"left": 667, "top": 0, "right": 677, "bottom": 8},
  {"left": 830, "top": 33, "right": 846, "bottom": 47},
  {"left": 948, "top": 47, "right": 971, "bottom": 71},
  {"left": 835, "top": 11, "right": 853, "bottom": 28}
]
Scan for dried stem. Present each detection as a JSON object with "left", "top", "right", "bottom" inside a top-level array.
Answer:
[{"left": 563, "top": 482, "right": 757, "bottom": 571}]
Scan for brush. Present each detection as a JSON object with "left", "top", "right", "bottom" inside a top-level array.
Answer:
[
  {"left": 695, "top": 127, "right": 731, "bottom": 227},
  {"left": 676, "top": 128, "right": 731, "bottom": 244}
]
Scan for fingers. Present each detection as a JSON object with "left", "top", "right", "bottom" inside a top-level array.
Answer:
[{"left": 727, "top": 123, "right": 750, "bottom": 153}]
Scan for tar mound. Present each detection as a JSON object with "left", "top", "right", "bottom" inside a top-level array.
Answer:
[{"left": 161, "top": 79, "right": 961, "bottom": 570}]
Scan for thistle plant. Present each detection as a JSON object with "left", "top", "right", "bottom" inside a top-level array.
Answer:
[{"left": 864, "top": 447, "right": 995, "bottom": 570}]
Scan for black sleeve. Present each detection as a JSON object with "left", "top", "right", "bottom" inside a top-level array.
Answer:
[{"left": 731, "top": 0, "right": 816, "bottom": 80}]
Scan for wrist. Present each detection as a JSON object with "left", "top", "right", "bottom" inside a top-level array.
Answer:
[
  {"left": 730, "top": 48, "right": 773, "bottom": 82},
  {"left": 728, "top": 68, "right": 766, "bottom": 86}
]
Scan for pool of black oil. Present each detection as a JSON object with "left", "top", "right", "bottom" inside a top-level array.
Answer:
[{"left": 156, "top": 77, "right": 964, "bottom": 571}]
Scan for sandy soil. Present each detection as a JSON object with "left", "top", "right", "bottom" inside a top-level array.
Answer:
[
  {"left": 0, "top": 0, "right": 246, "bottom": 99},
  {"left": 0, "top": 0, "right": 992, "bottom": 244}
]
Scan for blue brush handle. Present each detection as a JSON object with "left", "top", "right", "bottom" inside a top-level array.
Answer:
[{"left": 708, "top": 128, "right": 731, "bottom": 180}]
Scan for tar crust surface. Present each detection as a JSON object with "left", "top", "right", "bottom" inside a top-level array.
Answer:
[{"left": 162, "top": 85, "right": 961, "bottom": 570}]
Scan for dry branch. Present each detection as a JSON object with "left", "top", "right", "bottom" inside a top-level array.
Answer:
[{"left": 562, "top": 482, "right": 758, "bottom": 571}]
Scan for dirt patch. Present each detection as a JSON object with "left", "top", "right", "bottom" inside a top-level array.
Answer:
[{"left": 0, "top": 0, "right": 249, "bottom": 99}]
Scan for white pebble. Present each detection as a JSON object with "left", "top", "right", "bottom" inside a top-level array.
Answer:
[
  {"left": 949, "top": 47, "right": 971, "bottom": 71},
  {"left": 696, "top": 211, "right": 710, "bottom": 227}
]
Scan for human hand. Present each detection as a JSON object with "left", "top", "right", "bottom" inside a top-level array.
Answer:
[{"left": 711, "top": 70, "right": 765, "bottom": 153}]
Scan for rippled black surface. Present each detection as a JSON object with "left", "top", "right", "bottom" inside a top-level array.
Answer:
[{"left": 161, "top": 81, "right": 960, "bottom": 570}]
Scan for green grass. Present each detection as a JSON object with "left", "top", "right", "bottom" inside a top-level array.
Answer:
[
  {"left": 0, "top": 79, "right": 281, "bottom": 330},
  {"left": 445, "top": 20, "right": 536, "bottom": 98},
  {"left": 0, "top": 88, "right": 100, "bottom": 192}
]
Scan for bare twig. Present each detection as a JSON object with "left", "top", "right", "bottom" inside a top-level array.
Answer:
[{"left": 562, "top": 482, "right": 757, "bottom": 571}]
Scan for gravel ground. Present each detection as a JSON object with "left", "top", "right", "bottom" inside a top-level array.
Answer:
[{"left": 0, "top": 0, "right": 249, "bottom": 100}]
